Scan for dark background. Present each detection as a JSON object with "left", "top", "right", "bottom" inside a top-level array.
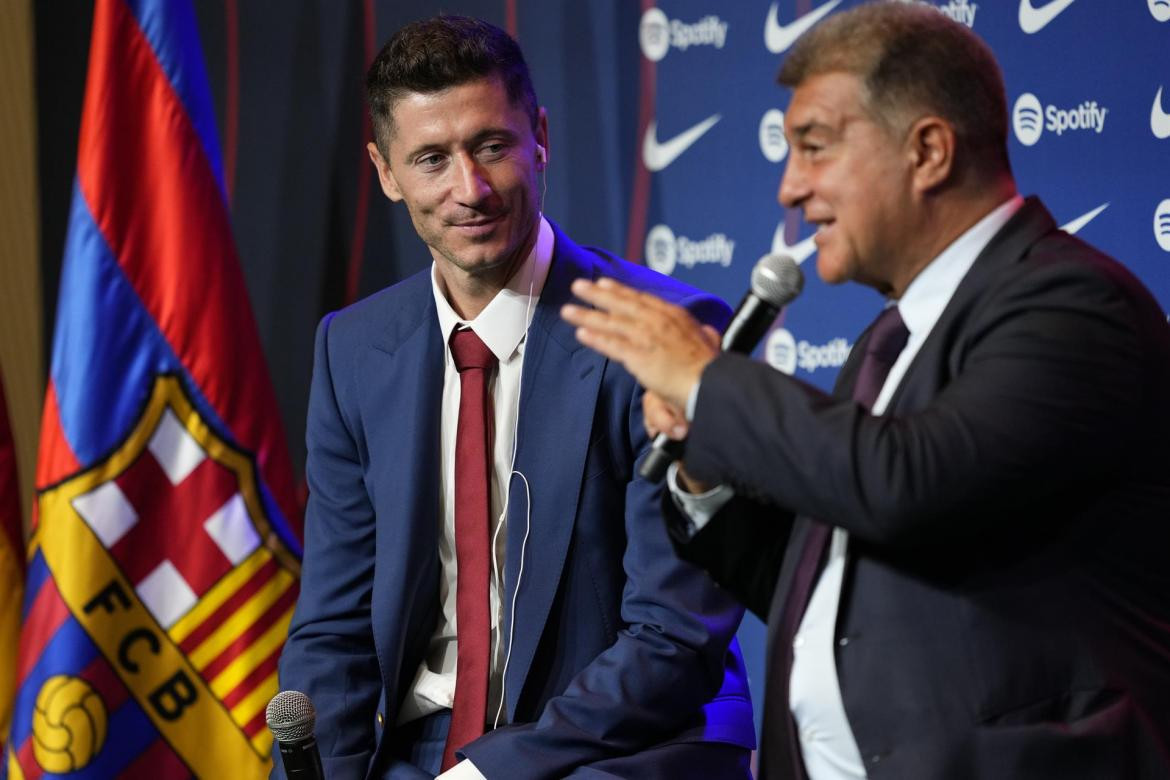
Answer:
[{"left": 37, "top": 1, "right": 646, "bottom": 480}]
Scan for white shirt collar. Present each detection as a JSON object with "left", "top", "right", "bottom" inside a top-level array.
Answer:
[
  {"left": 895, "top": 195, "right": 1024, "bottom": 336},
  {"left": 431, "top": 216, "right": 554, "bottom": 364}
]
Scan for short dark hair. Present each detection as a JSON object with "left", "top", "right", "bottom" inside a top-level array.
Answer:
[
  {"left": 778, "top": 1, "right": 1010, "bottom": 174},
  {"left": 366, "top": 15, "right": 539, "bottom": 155}
]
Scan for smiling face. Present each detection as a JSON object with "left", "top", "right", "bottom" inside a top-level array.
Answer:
[
  {"left": 368, "top": 75, "right": 548, "bottom": 297},
  {"left": 779, "top": 72, "right": 914, "bottom": 295}
]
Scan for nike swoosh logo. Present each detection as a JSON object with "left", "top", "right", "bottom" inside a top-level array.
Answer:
[
  {"left": 1018, "top": 0, "right": 1076, "bottom": 34},
  {"left": 764, "top": 0, "right": 842, "bottom": 54},
  {"left": 642, "top": 114, "right": 721, "bottom": 172},
  {"left": 1152, "top": 86, "right": 1170, "bottom": 139},
  {"left": 1059, "top": 202, "right": 1108, "bottom": 235},
  {"left": 771, "top": 221, "right": 818, "bottom": 264}
]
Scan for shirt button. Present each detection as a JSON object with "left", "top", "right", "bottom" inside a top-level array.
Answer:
[
  {"left": 793, "top": 634, "right": 805, "bottom": 649},
  {"left": 838, "top": 636, "right": 850, "bottom": 647},
  {"left": 801, "top": 728, "right": 817, "bottom": 743}
]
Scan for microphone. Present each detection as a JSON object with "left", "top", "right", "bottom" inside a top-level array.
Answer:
[
  {"left": 266, "top": 690, "right": 325, "bottom": 779},
  {"left": 638, "top": 253, "right": 804, "bottom": 482}
]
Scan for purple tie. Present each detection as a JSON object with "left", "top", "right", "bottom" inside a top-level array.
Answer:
[
  {"left": 771, "top": 305, "right": 909, "bottom": 776},
  {"left": 850, "top": 306, "right": 910, "bottom": 411}
]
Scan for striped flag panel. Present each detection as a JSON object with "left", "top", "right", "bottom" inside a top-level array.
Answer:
[{"left": 5, "top": 1, "right": 302, "bottom": 777}]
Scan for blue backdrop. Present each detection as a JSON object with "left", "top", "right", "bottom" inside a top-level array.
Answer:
[{"left": 612, "top": 0, "right": 1170, "bottom": 735}]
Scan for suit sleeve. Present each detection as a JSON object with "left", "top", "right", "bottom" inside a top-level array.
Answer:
[
  {"left": 272, "top": 313, "right": 383, "bottom": 779},
  {"left": 684, "top": 256, "right": 1150, "bottom": 552},
  {"left": 462, "top": 292, "right": 751, "bottom": 777},
  {"left": 663, "top": 492, "right": 793, "bottom": 620}
]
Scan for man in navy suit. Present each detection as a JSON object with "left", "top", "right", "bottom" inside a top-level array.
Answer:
[
  {"left": 563, "top": 4, "right": 1170, "bottom": 779},
  {"left": 275, "top": 15, "right": 754, "bottom": 780}
]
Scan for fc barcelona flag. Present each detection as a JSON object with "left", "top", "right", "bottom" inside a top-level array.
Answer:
[{"left": 5, "top": 1, "right": 302, "bottom": 777}]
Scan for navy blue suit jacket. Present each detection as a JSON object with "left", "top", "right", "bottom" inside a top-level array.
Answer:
[{"left": 277, "top": 224, "right": 755, "bottom": 779}]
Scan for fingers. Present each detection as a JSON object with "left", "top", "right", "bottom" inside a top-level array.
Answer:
[
  {"left": 562, "top": 278, "right": 703, "bottom": 347},
  {"left": 566, "top": 277, "right": 676, "bottom": 319},
  {"left": 570, "top": 321, "right": 639, "bottom": 366},
  {"left": 700, "top": 324, "right": 721, "bottom": 351},
  {"left": 561, "top": 276, "right": 716, "bottom": 408},
  {"left": 560, "top": 300, "right": 638, "bottom": 341},
  {"left": 643, "top": 391, "right": 689, "bottom": 440}
]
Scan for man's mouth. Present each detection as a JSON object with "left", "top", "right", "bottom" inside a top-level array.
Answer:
[
  {"left": 451, "top": 210, "right": 506, "bottom": 226},
  {"left": 451, "top": 214, "right": 505, "bottom": 236},
  {"left": 811, "top": 217, "right": 835, "bottom": 243}
]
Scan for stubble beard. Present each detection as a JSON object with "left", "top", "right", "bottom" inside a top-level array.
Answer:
[{"left": 429, "top": 212, "right": 540, "bottom": 298}]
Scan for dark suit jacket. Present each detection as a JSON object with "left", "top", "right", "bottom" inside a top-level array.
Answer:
[
  {"left": 277, "top": 224, "right": 755, "bottom": 780},
  {"left": 669, "top": 198, "right": 1170, "bottom": 779}
]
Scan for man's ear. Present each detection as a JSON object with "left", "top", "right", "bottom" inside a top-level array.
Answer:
[
  {"left": 367, "top": 142, "right": 404, "bottom": 202},
  {"left": 906, "top": 116, "right": 955, "bottom": 194}
]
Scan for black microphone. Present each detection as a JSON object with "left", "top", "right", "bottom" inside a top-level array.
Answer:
[
  {"left": 639, "top": 253, "right": 804, "bottom": 482},
  {"left": 266, "top": 690, "right": 325, "bottom": 779}
]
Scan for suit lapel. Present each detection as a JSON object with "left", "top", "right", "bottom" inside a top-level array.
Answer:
[
  {"left": 363, "top": 281, "right": 445, "bottom": 706},
  {"left": 501, "top": 228, "right": 606, "bottom": 718},
  {"left": 884, "top": 196, "right": 1057, "bottom": 414}
]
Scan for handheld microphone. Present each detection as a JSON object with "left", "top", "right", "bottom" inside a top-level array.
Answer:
[
  {"left": 266, "top": 690, "right": 325, "bottom": 779},
  {"left": 639, "top": 253, "right": 804, "bottom": 482}
]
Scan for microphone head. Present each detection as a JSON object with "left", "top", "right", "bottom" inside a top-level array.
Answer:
[
  {"left": 750, "top": 253, "right": 803, "bottom": 308},
  {"left": 266, "top": 690, "right": 316, "bottom": 742}
]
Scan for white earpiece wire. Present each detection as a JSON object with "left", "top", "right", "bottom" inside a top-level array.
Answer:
[{"left": 490, "top": 252, "right": 538, "bottom": 729}]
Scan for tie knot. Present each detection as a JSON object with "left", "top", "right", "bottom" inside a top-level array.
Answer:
[
  {"left": 450, "top": 328, "right": 497, "bottom": 373},
  {"left": 865, "top": 305, "right": 909, "bottom": 364}
]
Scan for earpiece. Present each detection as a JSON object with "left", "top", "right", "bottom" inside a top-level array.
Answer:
[
  {"left": 535, "top": 144, "right": 546, "bottom": 165},
  {"left": 491, "top": 254, "right": 539, "bottom": 730}
]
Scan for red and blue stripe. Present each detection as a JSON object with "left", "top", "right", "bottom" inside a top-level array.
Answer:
[
  {"left": 37, "top": 0, "right": 300, "bottom": 549},
  {"left": 10, "top": 0, "right": 301, "bottom": 775}
]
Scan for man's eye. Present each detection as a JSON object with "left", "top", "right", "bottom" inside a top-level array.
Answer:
[
  {"left": 479, "top": 143, "right": 507, "bottom": 159},
  {"left": 418, "top": 153, "right": 445, "bottom": 169}
]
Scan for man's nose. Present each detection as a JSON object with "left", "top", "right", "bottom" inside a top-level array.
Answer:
[
  {"left": 452, "top": 154, "right": 492, "bottom": 205},
  {"left": 778, "top": 158, "right": 808, "bottom": 210}
]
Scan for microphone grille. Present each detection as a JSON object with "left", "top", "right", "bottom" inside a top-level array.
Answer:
[
  {"left": 266, "top": 690, "right": 316, "bottom": 742},
  {"left": 750, "top": 253, "right": 804, "bottom": 307}
]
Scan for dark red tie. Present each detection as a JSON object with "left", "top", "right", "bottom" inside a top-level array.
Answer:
[
  {"left": 442, "top": 328, "right": 497, "bottom": 770},
  {"left": 771, "top": 305, "right": 909, "bottom": 776}
]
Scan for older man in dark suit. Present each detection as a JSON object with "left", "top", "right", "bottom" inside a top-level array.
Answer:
[{"left": 563, "top": 4, "right": 1170, "bottom": 779}]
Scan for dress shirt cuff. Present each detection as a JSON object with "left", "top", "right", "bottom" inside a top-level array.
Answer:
[
  {"left": 438, "top": 759, "right": 487, "bottom": 780},
  {"left": 666, "top": 462, "right": 734, "bottom": 535}
]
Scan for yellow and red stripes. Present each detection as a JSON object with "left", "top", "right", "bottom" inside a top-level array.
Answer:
[{"left": 168, "top": 548, "right": 297, "bottom": 753}]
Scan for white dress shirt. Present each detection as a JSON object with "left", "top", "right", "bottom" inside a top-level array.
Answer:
[
  {"left": 671, "top": 196, "right": 1023, "bottom": 779},
  {"left": 396, "top": 218, "right": 553, "bottom": 778}
]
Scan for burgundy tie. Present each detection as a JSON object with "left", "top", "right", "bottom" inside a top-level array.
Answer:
[
  {"left": 772, "top": 305, "right": 909, "bottom": 775},
  {"left": 442, "top": 328, "right": 497, "bottom": 770}
]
